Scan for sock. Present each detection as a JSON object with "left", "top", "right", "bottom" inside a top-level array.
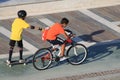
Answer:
[
  {"left": 9, "top": 50, "right": 13, "bottom": 61},
  {"left": 19, "top": 50, "right": 23, "bottom": 60}
]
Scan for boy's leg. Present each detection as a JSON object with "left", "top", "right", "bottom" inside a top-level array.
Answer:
[
  {"left": 17, "top": 40, "right": 23, "bottom": 60},
  {"left": 48, "top": 39, "right": 65, "bottom": 57},
  {"left": 19, "top": 48, "right": 23, "bottom": 60},
  {"left": 8, "top": 46, "right": 14, "bottom": 61},
  {"left": 60, "top": 43, "right": 65, "bottom": 57},
  {"left": 7, "top": 40, "right": 15, "bottom": 63}
]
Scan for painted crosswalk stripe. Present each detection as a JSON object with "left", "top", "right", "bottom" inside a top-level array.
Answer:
[
  {"left": 39, "top": 18, "right": 54, "bottom": 27},
  {"left": 39, "top": 18, "right": 96, "bottom": 47},
  {"left": 80, "top": 9, "right": 120, "bottom": 33},
  {"left": 112, "top": 21, "right": 120, "bottom": 25}
]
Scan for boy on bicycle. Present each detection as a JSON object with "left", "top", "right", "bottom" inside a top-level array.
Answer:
[
  {"left": 6, "top": 10, "right": 42, "bottom": 64},
  {"left": 45, "top": 18, "right": 72, "bottom": 58}
]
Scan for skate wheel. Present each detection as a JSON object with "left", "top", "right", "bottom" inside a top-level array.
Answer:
[
  {"left": 9, "top": 65, "right": 12, "bottom": 67},
  {"left": 24, "top": 63, "right": 26, "bottom": 65}
]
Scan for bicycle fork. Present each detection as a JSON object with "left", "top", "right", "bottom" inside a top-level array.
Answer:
[{"left": 74, "top": 47, "right": 78, "bottom": 56}]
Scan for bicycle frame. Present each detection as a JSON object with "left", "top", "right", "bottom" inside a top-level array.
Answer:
[
  {"left": 47, "top": 37, "right": 75, "bottom": 59},
  {"left": 32, "top": 29, "right": 88, "bottom": 70}
]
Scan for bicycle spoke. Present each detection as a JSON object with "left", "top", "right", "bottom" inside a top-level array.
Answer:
[
  {"left": 33, "top": 48, "right": 52, "bottom": 70},
  {"left": 67, "top": 44, "right": 88, "bottom": 65}
]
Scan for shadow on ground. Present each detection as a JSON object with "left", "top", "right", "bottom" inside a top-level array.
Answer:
[
  {"left": 50, "top": 39, "right": 120, "bottom": 69},
  {"left": 1, "top": 29, "right": 120, "bottom": 71},
  {"left": 78, "top": 29, "right": 105, "bottom": 42},
  {"left": 23, "top": 30, "right": 119, "bottom": 70},
  {"left": 86, "top": 39, "right": 120, "bottom": 63},
  {"left": 0, "top": 55, "right": 35, "bottom": 77}
]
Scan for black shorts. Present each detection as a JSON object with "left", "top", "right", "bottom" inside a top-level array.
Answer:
[
  {"left": 9, "top": 40, "right": 23, "bottom": 48},
  {"left": 47, "top": 39, "right": 63, "bottom": 45}
]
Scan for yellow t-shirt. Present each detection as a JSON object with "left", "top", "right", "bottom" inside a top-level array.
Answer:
[{"left": 10, "top": 18, "right": 30, "bottom": 41}]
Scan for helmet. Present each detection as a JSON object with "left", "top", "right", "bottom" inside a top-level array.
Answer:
[{"left": 17, "top": 10, "right": 27, "bottom": 18}]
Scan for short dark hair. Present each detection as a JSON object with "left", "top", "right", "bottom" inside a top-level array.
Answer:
[{"left": 60, "top": 18, "right": 69, "bottom": 24}]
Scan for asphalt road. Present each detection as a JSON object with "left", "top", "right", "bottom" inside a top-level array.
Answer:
[
  {"left": 0, "top": 40, "right": 120, "bottom": 80},
  {"left": 0, "top": 0, "right": 120, "bottom": 80}
]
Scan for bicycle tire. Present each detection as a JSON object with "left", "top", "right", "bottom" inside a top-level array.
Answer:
[
  {"left": 66, "top": 44, "right": 88, "bottom": 65},
  {"left": 33, "top": 48, "right": 53, "bottom": 70}
]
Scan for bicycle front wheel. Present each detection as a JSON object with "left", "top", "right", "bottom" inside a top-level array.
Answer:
[
  {"left": 33, "top": 48, "right": 52, "bottom": 70},
  {"left": 67, "top": 44, "right": 88, "bottom": 65}
]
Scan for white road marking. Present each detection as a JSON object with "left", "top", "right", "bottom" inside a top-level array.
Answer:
[
  {"left": 80, "top": 10, "right": 120, "bottom": 33},
  {"left": 39, "top": 18, "right": 97, "bottom": 47},
  {"left": 39, "top": 18, "right": 54, "bottom": 27},
  {"left": 112, "top": 21, "right": 120, "bottom": 25},
  {"left": 0, "top": 18, "right": 95, "bottom": 59},
  {"left": 1, "top": 12, "right": 119, "bottom": 59},
  {"left": 72, "top": 37, "right": 96, "bottom": 47},
  {"left": 0, "top": 27, "right": 38, "bottom": 59},
  {"left": 39, "top": 12, "right": 120, "bottom": 57}
]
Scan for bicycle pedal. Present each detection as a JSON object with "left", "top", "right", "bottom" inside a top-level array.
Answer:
[{"left": 55, "top": 57, "right": 60, "bottom": 62}]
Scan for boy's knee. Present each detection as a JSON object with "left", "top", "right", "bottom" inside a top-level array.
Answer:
[
  {"left": 19, "top": 47, "right": 23, "bottom": 51},
  {"left": 10, "top": 46, "right": 14, "bottom": 50}
]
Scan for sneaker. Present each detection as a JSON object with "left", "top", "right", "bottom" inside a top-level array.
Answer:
[
  {"left": 60, "top": 56, "right": 69, "bottom": 61},
  {"left": 55, "top": 56, "right": 60, "bottom": 62},
  {"left": 6, "top": 60, "right": 11, "bottom": 65},
  {"left": 55, "top": 56, "right": 69, "bottom": 62},
  {"left": 19, "top": 59, "right": 25, "bottom": 63}
]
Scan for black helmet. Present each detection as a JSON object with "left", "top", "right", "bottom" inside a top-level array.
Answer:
[{"left": 17, "top": 10, "right": 27, "bottom": 18}]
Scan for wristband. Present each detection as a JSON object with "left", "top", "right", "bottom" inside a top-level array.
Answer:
[
  {"left": 30, "top": 26, "right": 35, "bottom": 29},
  {"left": 38, "top": 27, "right": 42, "bottom": 31}
]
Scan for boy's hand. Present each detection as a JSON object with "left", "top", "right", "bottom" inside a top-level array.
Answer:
[
  {"left": 35, "top": 26, "right": 42, "bottom": 31},
  {"left": 66, "top": 38, "right": 72, "bottom": 43},
  {"left": 35, "top": 26, "right": 39, "bottom": 30},
  {"left": 38, "top": 27, "right": 42, "bottom": 31}
]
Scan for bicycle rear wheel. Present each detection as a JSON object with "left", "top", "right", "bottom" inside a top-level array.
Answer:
[
  {"left": 67, "top": 44, "right": 88, "bottom": 65},
  {"left": 33, "top": 48, "right": 52, "bottom": 70}
]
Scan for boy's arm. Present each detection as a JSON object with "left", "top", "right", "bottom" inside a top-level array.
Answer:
[
  {"left": 63, "top": 32, "right": 69, "bottom": 39},
  {"left": 30, "top": 25, "right": 42, "bottom": 31},
  {"left": 63, "top": 32, "right": 72, "bottom": 43}
]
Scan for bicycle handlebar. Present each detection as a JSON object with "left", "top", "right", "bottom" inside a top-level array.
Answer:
[{"left": 56, "top": 29, "right": 75, "bottom": 44}]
